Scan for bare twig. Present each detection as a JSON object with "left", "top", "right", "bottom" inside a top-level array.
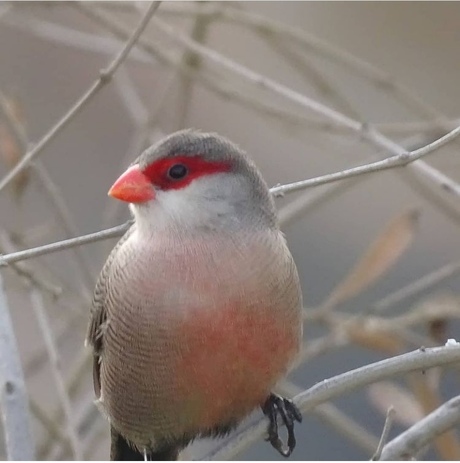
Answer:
[
  {"left": 204, "top": 345, "right": 460, "bottom": 460},
  {"left": 380, "top": 395, "right": 460, "bottom": 460},
  {"left": 0, "top": 230, "right": 61, "bottom": 297},
  {"left": 29, "top": 399, "right": 73, "bottom": 458},
  {"left": 38, "top": 348, "right": 93, "bottom": 459},
  {"left": 30, "top": 289, "right": 82, "bottom": 460},
  {"left": 372, "top": 407, "right": 396, "bottom": 460},
  {"left": 0, "top": 91, "right": 95, "bottom": 295},
  {"left": 113, "top": 67, "right": 149, "bottom": 126},
  {"left": 0, "top": 0, "right": 162, "bottom": 193},
  {"left": 0, "top": 221, "right": 132, "bottom": 265},
  {"left": 372, "top": 261, "right": 460, "bottom": 313},
  {"left": 0, "top": 14, "right": 152, "bottom": 63},
  {"left": 174, "top": 2, "right": 212, "bottom": 129},
  {"left": 270, "top": 125, "right": 460, "bottom": 197},
  {"left": 25, "top": 306, "right": 85, "bottom": 378},
  {"left": 259, "top": 27, "right": 362, "bottom": 120},
  {"left": 0, "top": 273, "right": 35, "bottom": 460}
]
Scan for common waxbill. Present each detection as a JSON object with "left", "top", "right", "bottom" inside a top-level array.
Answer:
[{"left": 87, "top": 130, "right": 303, "bottom": 460}]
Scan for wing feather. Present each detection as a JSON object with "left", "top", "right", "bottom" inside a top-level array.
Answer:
[{"left": 86, "top": 225, "right": 135, "bottom": 397}]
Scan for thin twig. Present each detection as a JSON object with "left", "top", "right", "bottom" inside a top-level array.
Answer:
[
  {"left": 174, "top": 2, "right": 212, "bottom": 129},
  {"left": 204, "top": 345, "right": 460, "bottom": 460},
  {"left": 104, "top": 71, "right": 178, "bottom": 228},
  {"left": 38, "top": 348, "right": 93, "bottom": 459},
  {"left": 372, "top": 261, "right": 460, "bottom": 314},
  {"left": 0, "top": 273, "right": 35, "bottom": 460},
  {"left": 270, "top": 125, "right": 460, "bottom": 197},
  {"left": 29, "top": 399, "right": 73, "bottom": 458},
  {"left": 0, "top": 90, "right": 95, "bottom": 295},
  {"left": 259, "top": 27, "right": 362, "bottom": 120},
  {"left": 0, "top": 230, "right": 62, "bottom": 297},
  {"left": 278, "top": 179, "right": 362, "bottom": 228},
  {"left": 25, "top": 305, "right": 85, "bottom": 378},
  {"left": 113, "top": 67, "right": 149, "bottom": 126},
  {"left": 0, "top": 0, "right": 162, "bottom": 193},
  {"left": 380, "top": 395, "right": 460, "bottom": 460},
  {"left": 30, "top": 289, "right": 82, "bottom": 460},
  {"left": 277, "top": 132, "right": 436, "bottom": 229},
  {"left": 0, "top": 221, "right": 132, "bottom": 265},
  {"left": 372, "top": 407, "right": 396, "bottom": 460},
  {"left": 0, "top": 14, "right": 152, "bottom": 64}
]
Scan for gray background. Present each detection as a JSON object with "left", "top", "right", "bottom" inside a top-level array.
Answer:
[{"left": 1, "top": 2, "right": 460, "bottom": 460}]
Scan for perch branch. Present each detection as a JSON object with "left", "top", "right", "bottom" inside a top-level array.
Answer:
[{"left": 204, "top": 345, "right": 460, "bottom": 460}]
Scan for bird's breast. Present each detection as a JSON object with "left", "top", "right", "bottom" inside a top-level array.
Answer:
[{"left": 101, "top": 229, "right": 302, "bottom": 446}]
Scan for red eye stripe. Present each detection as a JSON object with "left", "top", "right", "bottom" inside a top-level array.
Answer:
[{"left": 142, "top": 156, "right": 232, "bottom": 191}]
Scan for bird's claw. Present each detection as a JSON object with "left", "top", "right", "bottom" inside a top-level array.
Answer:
[{"left": 262, "top": 393, "right": 302, "bottom": 457}]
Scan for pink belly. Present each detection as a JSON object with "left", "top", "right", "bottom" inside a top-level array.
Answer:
[{"left": 174, "top": 303, "right": 299, "bottom": 429}]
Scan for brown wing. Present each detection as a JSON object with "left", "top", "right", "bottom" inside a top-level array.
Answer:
[{"left": 86, "top": 226, "right": 135, "bottom": 397}]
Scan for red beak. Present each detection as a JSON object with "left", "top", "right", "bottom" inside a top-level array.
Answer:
[{"left": 108, "top": 165, "right": 155, "bottom": 203}]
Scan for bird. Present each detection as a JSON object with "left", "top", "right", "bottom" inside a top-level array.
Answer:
[{"left": 86, "top": 129, "right": 303, "bottom": 460}]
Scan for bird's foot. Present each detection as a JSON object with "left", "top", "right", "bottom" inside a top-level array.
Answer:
[{"left": 262, "top": 393, "right": 302, "bottom": 458}]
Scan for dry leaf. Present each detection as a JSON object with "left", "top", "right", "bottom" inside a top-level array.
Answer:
[
  {"left": 323, "top": 209, "right": 419, "bottom": 310},
  {"left": 346, "top": 322, "right": 404, "bottom": 354},
  {"left": 368, "top": 381, "right": 424, "bottom": 427}
]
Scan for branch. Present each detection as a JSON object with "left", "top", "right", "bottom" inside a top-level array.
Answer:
[
  {"left": 270, "top": 124, "right": 460, "bottom": 197},
  {"left": 204, "top": 345, "right": 460, "bottom": 460},
  {"left": 0, "top": 0, "right": 162, "bottom": 193},
  {"left": 0, "top": 274, "right": 35, "bottom": 460},
  {"left": 1, "top": 125, "right": 459, "bottom": 266},
  {"left": 380, "top": 395, "right": 460, "bottom": 460},
  {"left": 0, "top": 221, "right": 132, "bottom": 265}
]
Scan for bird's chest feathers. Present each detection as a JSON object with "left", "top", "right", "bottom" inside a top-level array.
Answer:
[{"left": 105, "top": 231, "right": 299, "bottom": 429}]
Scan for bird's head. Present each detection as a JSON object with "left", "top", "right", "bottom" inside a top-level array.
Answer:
[{"left": 108, "top": 130, "right": 277, "bottom": 235}]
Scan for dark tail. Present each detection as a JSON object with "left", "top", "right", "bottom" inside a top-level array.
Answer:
[{"left": 110, "top": 426, "right": 178, "bottom": 461}]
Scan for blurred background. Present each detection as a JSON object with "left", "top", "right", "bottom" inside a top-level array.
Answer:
[{"left": 1, "top": 1, "right": 460, "bottom": 460}]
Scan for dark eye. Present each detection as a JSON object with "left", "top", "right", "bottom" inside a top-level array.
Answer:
[{"left": 167, "top": 164, "right": 188, "bottom": 180}]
